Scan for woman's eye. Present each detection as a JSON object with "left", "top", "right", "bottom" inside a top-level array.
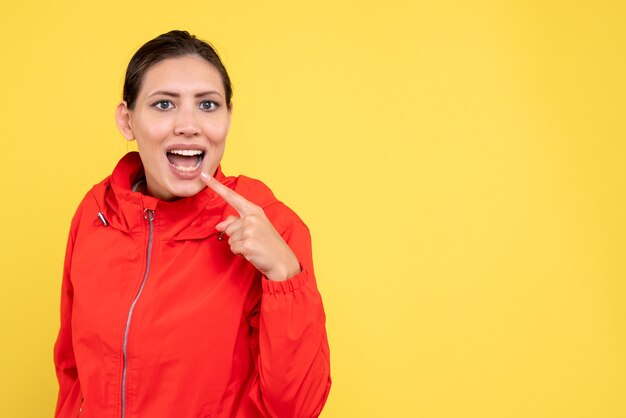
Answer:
[
  {"left": 153, "top": 100, "right": 173, "bottom": 110},
  {"left": 200, "top": 101, "right": 218, "bottom": 111}
]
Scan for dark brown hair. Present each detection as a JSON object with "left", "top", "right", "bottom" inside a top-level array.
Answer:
[{"left": 123, "top": 30, "right": 233, "bottom": 109}]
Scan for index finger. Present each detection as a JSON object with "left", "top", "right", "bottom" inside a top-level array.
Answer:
[{"left": 200, "top": 172, "right": 255, "bottom": 215}]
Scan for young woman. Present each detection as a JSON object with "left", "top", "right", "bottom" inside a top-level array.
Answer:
[{"left": 53, "top": 30, "right": 331, "bottom": 418}]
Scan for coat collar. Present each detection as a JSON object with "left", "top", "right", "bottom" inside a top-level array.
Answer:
[{"left": 90, "top": 152, "right": 237, "bottom": 241}]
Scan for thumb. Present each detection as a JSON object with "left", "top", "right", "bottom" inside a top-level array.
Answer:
[{"left": 216, "top": 215, "right": 239, "bottom": 233}]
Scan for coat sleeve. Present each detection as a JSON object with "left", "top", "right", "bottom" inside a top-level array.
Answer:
[
  {"left": 248, "top": 219, "right": 331, "bottom": 417},
  {"left": 53, "top": 209, "right": 83, "bottom": 417}
]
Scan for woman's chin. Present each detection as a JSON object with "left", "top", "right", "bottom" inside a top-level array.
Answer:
[
  {"left": 169, "top": 181, "right": 205, "bottom": 200},
  {"left": 147, "top": 178, "right": 205, "bottom": 201}
]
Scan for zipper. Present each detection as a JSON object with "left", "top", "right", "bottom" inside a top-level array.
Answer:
[{"left": 120, "top": 208, "right": 155, "bottom": 418}]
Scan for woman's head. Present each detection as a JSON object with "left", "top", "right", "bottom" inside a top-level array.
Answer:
[
  {"left": 115, "top": 31, "right": 233, "bottom": 201},
  {"left": 123, "top": 30, "right": 233, "bottom": 110}
]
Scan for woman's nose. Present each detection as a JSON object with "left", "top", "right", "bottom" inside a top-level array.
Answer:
[{"left": 174, "top": 108, "right": 201, "bottom": 136}]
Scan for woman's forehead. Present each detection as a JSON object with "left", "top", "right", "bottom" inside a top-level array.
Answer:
[{"left": 140, "top": 55, "right": 225, "bottom": 96}]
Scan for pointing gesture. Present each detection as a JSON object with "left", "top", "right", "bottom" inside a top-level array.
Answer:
[{"left": 201, "top": 172, "right": 301, "bottom": 281}]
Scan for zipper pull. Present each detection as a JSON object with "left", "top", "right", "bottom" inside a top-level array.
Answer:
[
  {"left": 97, "top": 212, "right": 108, "bottom": 226},
  {"left": 143, "top": 208, "right": 155, "bottom": 221}
]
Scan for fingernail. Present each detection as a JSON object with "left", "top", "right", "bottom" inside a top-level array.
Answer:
[{"left": 200, "top": 172, "right": 210, "bottom": 180}]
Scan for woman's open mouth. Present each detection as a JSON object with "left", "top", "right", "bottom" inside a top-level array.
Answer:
[{"left": 166, "top": 149, "right": 205, "bottom": 173}]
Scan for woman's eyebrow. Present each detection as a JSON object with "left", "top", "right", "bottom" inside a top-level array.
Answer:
[
  {"left": 148, "top": 90, "right": 223, "bottom": 98},
  {"left": 195, "top": 90, "right": 223, "bottom": 98}
]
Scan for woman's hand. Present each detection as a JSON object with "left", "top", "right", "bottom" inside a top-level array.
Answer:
[{"left": 201, "top": 172, "right": 301, "bottom": 282}]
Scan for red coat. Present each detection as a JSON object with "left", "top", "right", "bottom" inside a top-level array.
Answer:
[{"left": 54, "top": 152, "right": 331, "bottom": 418}]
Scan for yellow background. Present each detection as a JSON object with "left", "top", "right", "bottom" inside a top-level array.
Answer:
[{"left": 1, "top": 1, "right": 625, "bottom": 417}]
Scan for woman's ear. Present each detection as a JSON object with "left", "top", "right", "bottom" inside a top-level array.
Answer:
[{"left": 115, "top": 101, "right": 135, "bottom": 141}]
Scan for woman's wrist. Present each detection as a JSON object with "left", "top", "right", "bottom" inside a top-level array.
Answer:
[{"left": 266, "top": 259, "right": 301, "bottom": 282}]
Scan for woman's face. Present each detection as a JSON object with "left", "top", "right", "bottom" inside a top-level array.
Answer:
[{"left": 116, "top": 55, "right": 232, "bottom": 201}]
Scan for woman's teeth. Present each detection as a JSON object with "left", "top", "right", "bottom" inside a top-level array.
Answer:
[
  {"left": 166, "top": 149, "right": 204, "bottom": 172},
  {"left": 169, "top": 149, "right": 203, "bottom": 156},
  {"left": 173, "top": 163, "right": 201, "bottom": 172}
]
